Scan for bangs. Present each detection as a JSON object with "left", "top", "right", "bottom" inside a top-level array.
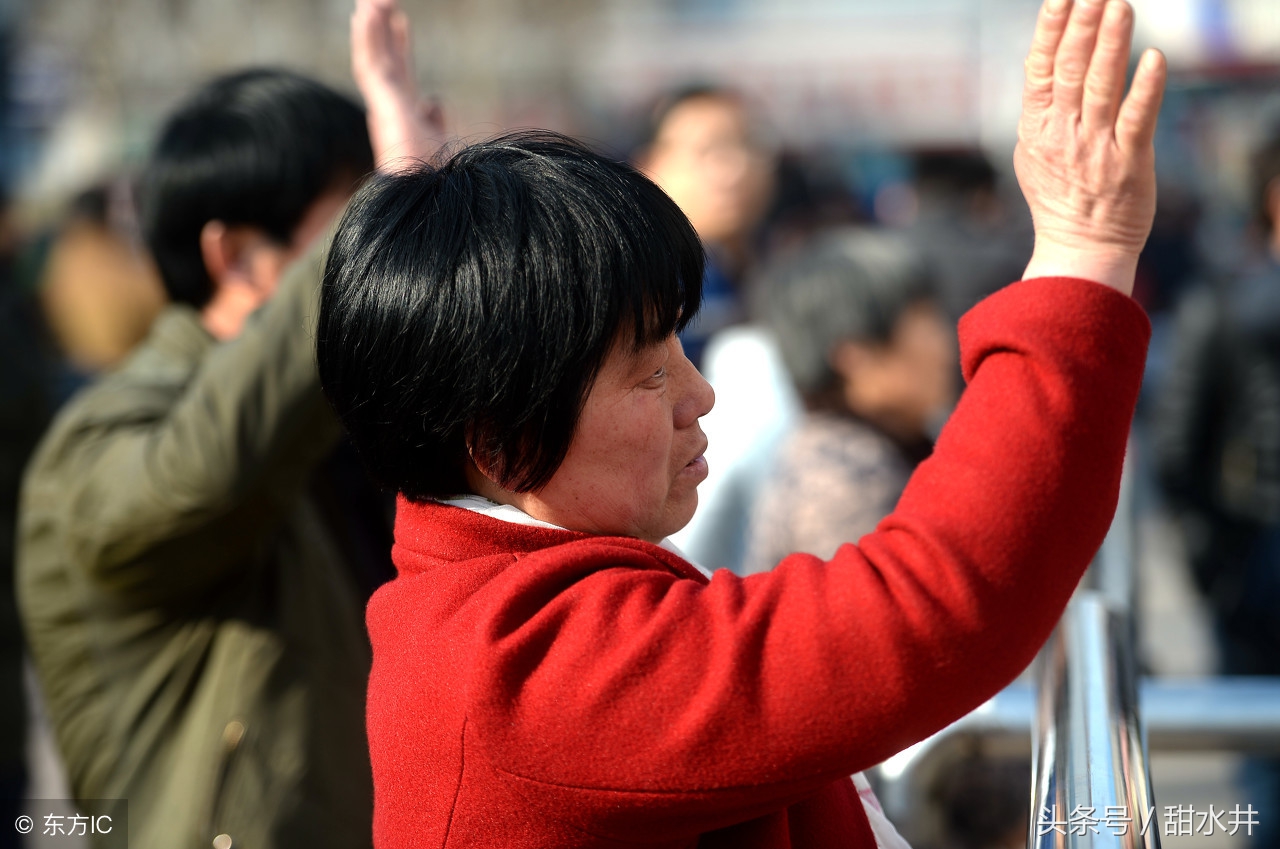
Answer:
[{"left": 607, "top": 178, "right": 705, "bottom": 352}]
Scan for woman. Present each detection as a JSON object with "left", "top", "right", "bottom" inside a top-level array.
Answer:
[
  {"left": 743, "top": 229, "right": 955, "bottom": 575},
  {"left": 318, "top": 1, "right": 1165, "bottom": 846}
]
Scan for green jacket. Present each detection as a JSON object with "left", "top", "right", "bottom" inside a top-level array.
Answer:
[{"left": 17, "top": 242, "right": 375, "bottom": 849}]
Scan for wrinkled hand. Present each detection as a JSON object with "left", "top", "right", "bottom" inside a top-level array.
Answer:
[
  {"left": 351, "top": 0, "right": 445, "bottom": 171},
  {"left": 1015, "top": 0, "right": 1167, "bottom": 294}
]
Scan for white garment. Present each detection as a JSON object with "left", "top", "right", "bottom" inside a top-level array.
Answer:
[
  {"left": 853, "top": 773, "right": 914, "bottom": 849},
  {"left": 441, "top": 494, "right": 912, "bottom": 848}
]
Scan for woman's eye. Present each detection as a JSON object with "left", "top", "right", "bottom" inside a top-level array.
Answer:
[{"left": 642, "top": 366, "right": 667, "bottom": 387}]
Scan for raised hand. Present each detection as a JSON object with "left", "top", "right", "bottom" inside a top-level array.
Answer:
[
  {"left": 351, "top": 0, "right": 446, "bottom": 171},
  {"left": 1015, "top": 0, "right": 1167, "bottom": 294}
]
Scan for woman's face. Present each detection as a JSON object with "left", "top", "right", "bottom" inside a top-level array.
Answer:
[
  {"left": 489, "top": 333, "right": 714, "bottom": 543},
  {"left": 832, "top": 301, "right": 956, "bottom": 442}
]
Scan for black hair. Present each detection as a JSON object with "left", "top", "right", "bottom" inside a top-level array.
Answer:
[
  {"left": 755, "top": 227, "right": 933, "bottom": 403},
  {"left": 139, "top": 68, "right": 373, "bottom": 308},
  {"left": 913, "top": 149, "right": 999, "bottom": 198},
  {"left": 1252, "top": 125, "right": 1280, "bottom": 233},
  {"left": 317, "top": 131, "right": 704, "bottom": 499}
]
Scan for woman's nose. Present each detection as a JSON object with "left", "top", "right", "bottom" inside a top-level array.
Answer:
[{"left": 673, "top": 353, "right": 715, "bottom": 428}]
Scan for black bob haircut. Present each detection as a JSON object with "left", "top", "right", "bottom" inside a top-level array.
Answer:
[
  {"left": 317, "top": 131, "right": 704, "bottom": 499},
  {"left": 140, "top": 68, "right": 373, "bottom": 308}
]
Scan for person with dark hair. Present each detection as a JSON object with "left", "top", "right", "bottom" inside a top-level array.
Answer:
[
  {"left": 318, "top": 1, "right": 1166, "bottom": 846},
  {"left": 1153, "top": 122, "right": 1280, "bottom": 849},
  {"left": 137, "top": 68, "right": 376, "bottom": 313},
  {"left": 16, "top": 2, "right": 435, "bottom": 845},
  {"left": 908, "top": 149, "right": 1033, "bottom": 322},
  {"left": 742, "top": 229, "right": 954, "bottom": 575},
  {"left": 635, "top": 84, "right": 775, "bottom": 369}
]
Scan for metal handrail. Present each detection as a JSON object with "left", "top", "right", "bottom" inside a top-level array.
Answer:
[
  {"left": 1030, "top": 454, "right": 1156, "bottom": 849},
  {"left": 1030, "top": 592, "right": 1159, "bottom": 849},
  {"left": 875, "top": 676, "right": 1280, "bottom": 831}
]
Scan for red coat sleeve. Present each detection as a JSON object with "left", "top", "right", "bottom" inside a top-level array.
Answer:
[{"left": 465, "top": 277, "right": 1150, "bottom": 840}]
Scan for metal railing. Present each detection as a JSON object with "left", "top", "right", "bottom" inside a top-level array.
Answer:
[
  {"left": 875, "top": 676, "right": 1280, "bottom": 826},
  {"left": 1032, "top": 455, "right": 1160, "bottom": 849},
  {"left": 1030, "top": 592, "right": 1158, "bottom": 849},
  {"left": 874, "top": 456, "right": 1280, "bottom": 847}
]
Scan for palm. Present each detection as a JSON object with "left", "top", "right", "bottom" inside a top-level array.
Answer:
[{"left": 1015, "top": 0, "right": 1167, "bottom": 294}]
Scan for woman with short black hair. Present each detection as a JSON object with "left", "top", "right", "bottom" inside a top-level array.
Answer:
[{"left": 318, "top": 2, "right": 1166, "bottom": 846}]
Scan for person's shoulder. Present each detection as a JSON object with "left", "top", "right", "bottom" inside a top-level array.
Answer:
[
  {"left": 68, "top": 306, "right": 208, "bottom": 414},
  {"left": 24, "top": 307, "right": 207, "bottom": 482}
]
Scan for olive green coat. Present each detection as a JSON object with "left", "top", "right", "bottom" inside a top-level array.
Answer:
[{"left": 17, "top": 243, "right": 374, "bottom": 849}]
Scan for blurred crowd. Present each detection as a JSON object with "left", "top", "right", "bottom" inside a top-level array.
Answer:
[{"left": 0, "top": 1, "right": 1278, "bottom": 848}]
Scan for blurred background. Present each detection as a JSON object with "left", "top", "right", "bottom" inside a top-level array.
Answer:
[
  {"left": 3, "top": 1, "right": 1280, "bottom": 847},
  {"left": 1, "top": 0, "right": 1278, "bottom": 223}
]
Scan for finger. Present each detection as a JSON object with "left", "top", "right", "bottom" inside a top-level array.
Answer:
[
  {"left": 391, "top": 8, "right": 411, "bottom": 60},
  {"left": 1081, "top": 0, "right": 1133, "bottom": 132},
  {"left": 1116, "top": 49, "right": 1167, "bottom": 150},
  {"left": 351, "top": 3, "right": 374, "bottom": 59},
  {"left": 1023, "top": 0, "right": 1073, "bottom": 115},
  {"left": 1053, "top": 0, "right": 1108, "bottom": 115},
  {"left": 351, "top": 0, "right": 383, "bottom": 40}
]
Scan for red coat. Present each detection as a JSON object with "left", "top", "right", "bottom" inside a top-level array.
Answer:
[{"left": 369, "top": 277, "right": 1150, "bottom": 848}]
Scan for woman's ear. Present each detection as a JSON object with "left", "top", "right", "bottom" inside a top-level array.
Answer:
[{"left": 462, "top": 442, "right": 508, "bottom": 497}]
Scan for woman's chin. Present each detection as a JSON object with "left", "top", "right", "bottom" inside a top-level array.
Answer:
[{"left": 663, "top": 488, "right": 702, "bottom": 540}]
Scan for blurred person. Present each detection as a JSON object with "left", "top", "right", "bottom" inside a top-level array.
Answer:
[
  {"left": 16, "top": 1, "right": 436, "bottom": 844},
  {"left": 315, "top": 1, "right": 1165, "bottom": 846},
  {"left": 36, "top": 180, "right": 166, "bottom": 392},
  {"left": 1153, "top": 123, "right": 1280, "bottom": 849},
  {"left": 20, "top": 68, "right": 374, "bottom": 849},
  {"left": 742, "top": 229, "right": 955, "bottom": 574},
  {"left": 636, "top": 85, "right": 775, "bottom": 368},
  {"left": 763, "top": 150, "right": 866, "bottom": 255},
  {"left": 0, "top": 191, "right": 54, "bottom": 849},
  {"left": 1131, "top": 180, "right": 1202, "bottom": 314},
  {"left": 908, "top": 150, "right": 1033, "bottom": 323}
]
